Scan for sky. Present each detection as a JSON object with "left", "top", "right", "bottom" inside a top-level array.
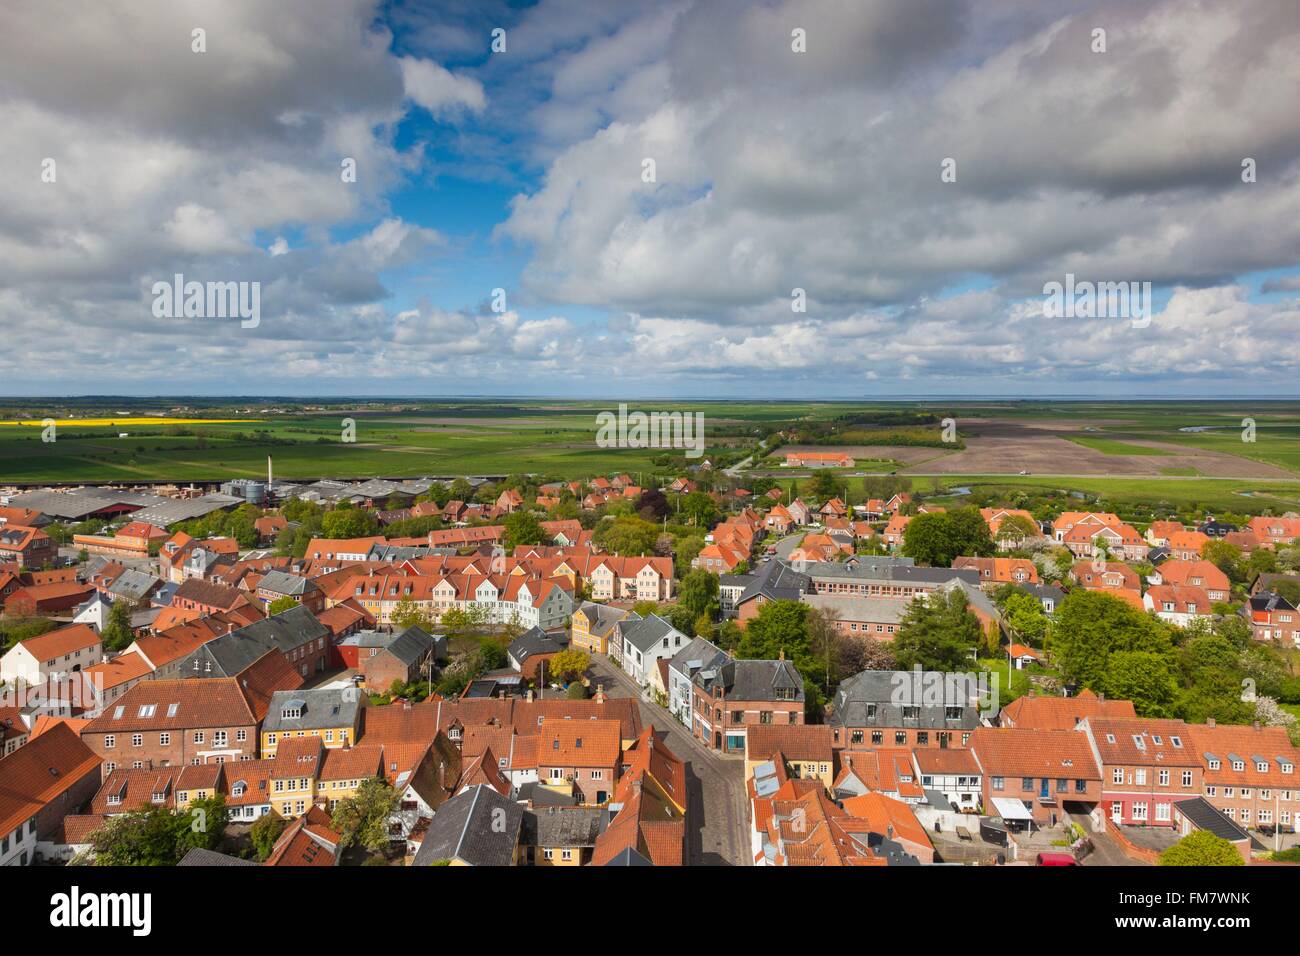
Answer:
[{"left": 2, "top": 0, "right": 1299, "bottom": 399}]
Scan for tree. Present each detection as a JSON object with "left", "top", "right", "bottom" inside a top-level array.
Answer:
[
  {"left": 994, "top": 514, "right": 1039, "bottom": 547},
  {"left": 1201, "top": 540, "right": 1245, "bottom": 585},
  {"left": 1050, "top": 590, "right": 1176, "bottom": 691},
  {"left": 1000, "top": 590, "right": 1048, "bottom": 645},
  {"left": 809, "top": 471, "right": 841, "bottom": 502},
  {"left": 331, "top": 777, "right": 400, "bottom": 853},
  {"left": 548, "top": 648, "right": 590, "bottom": 683},
  {"left": 174, "top": 795, "right": 230, "bottom": 857},
  {"left": 680, "top": 491, "right": 719, "bottom": 528},
  {"left": 321, "top": 506, "right": 377, "bottom": 539},
  {"left": 1103, "top": 651, "right": 1180, "bottom": 717},
  {"left": 595, "top": 516, "right": 659, "bottom": 556},
  {"left": 100, "top": 600, "right": 135, "bottom": 652},
  {"left": 391, "top": 595, "right": 433, "bottom": 631},
  {"left": 891, "top": 589, "right": 982, "bottom": 672},
  {"left": 901, "top": 506, "right": 994, "bottom": 567},
  {"left": 503, "top": 510, "right": 545, "bottom": 550},
  {"left": 1158, "top": 830, "right": 1244, "bottom": 867},
  {"left": 89, "top": 806, "right": 185, "bottom": 866},
  {"left": 636, "top": 488, "right": 670, "bottom": 521},
  {"left": 250, "top": 810, "right": 287, "bottom": 861},
  {"left": 266, "top": 595, "right": 298, "bottom": 616},
  {"left": 88, "top": 797, "right": 228, "bottom": 866},
  {"left": 677, "top": 569, "right": 720, "bottom": 621}
]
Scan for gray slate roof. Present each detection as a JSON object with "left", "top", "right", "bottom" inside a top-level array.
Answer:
[
  {"left": 256, "top": 570, "right": 315, "bottom": 596},
  {"left": 106, "top": 568, "right": 161, "bottom": 602},
  {"left": 618, "top": 613, "right": 683, "bottom": 653},
  {"left": 736, "top": 560, "right": 810, "bottom": 605},
  {"left": 261, "top": 688, "right": 361, "bottom": 733},
  {"left": 696, "top": 658, "right": 805, "bottom": 702},
  {"left": 520, "top": 806, "right": 609, "bottom": 847},
  {"left": 668, "top": 636, "right": 729, "bottom": 679},
  {"left": 178, "top": 848, "right": 259, "bottom": 866},
  {"left": 181, "top": 603, "right": 329, "bottom": 677},
  {"left": 412, "top": 785, "right": 523, "bottom": 866},
  {"left": 830, "top": 669, "right": 984, "bottom": 730},
  {"left": 509, "top": 626, "right": 564, "bottom": 663}
]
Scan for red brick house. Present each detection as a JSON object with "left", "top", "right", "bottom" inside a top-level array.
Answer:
[
  {"left": 1078, "top": 717, "right": 1202, "bottom": 827},
  {"left": 691, "top": 657, "right": 805, "bottom": 752},
  {"left": 0, "top": 525, "right": 56, "bottom": 568},
  {"left": 1183, "top": 719, "right": 1300, "bottom": 832},
  {"left": 969, "top": 727, "right": 1102, "bottom": 825},
  {"left": 0, "top": 723, "right": 101, "bottom": 866},
  {"left": 536, "top": 719, "right": 621, "bottom": 805},
  {"left": 80, "top": 678, "right": 263, "bottom": 778}
]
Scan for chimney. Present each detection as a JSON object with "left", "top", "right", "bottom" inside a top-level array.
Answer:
[
  {"left": 1206, "top": 717, "right": 1216, "bottom": 728},
  {"left": 267, "top": 455, "right": 273, "bottom": 489},
  {"left": 595, "top": 683, "right": 605, "bottom": 704}
]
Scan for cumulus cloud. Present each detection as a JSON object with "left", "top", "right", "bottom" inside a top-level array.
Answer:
[
  {"left": 399, "top": 56, "right": 487, "bottom": 115},
  {"left": 2, "top": 0, "right": 1299, "bottom": 396}
]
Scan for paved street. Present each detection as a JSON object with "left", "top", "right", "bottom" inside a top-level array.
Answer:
[{"left": 588, "top": 657, "right": 750, "bottom": 866}]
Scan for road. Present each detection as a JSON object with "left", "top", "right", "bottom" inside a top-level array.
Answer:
[{"left": 588, "top": 657, "right": 750, "bottom": 866}]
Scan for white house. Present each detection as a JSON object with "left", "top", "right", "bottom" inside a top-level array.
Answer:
[
  {"left": 912, "top": 749, "right": 983, "bottom": 813},
  {"left": 619, "top": 614, "right": 688, "bottom": 687},
  {"left": 0, "top": 623, "right": 103, "bottom": 687}
]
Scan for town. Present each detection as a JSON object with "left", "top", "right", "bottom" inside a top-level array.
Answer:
[{"left": 1, "top": 455, "right": 1297, "bottom": 869}]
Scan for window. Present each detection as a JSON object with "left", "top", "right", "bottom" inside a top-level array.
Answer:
[
  {"left": 1135, "top": 769, "right": 1146, "bottom": 786},
  {"left": 894, "top": 731, "right": 907, "bottom": 745},
  {"left": 159, "top": 733, "right": 170, "bottom": 746},
  {"left": 1132, "top": 802, "right": 1148, "bottom": 821},
  {"left": 193, "top": 731, "right": 204, "bottom": 744},
  {"left": 1021, "top": 778, "right": 1034, "bottom": 791},
  {"left": 131, "top": 734, "right": 142, "bottom": 747},
  {"left": 1155, "top": 803, "right": 1171, "bottom": 822},
  {"left": 991, "top": 776, "right": 1004, "bottom": 791},
  {"left": 1181, "top": 770, "right": 1193, "bottom": 787},
  {"left": 1158, "top": 769, "right": 1169, "bottom": 787},
  {"left": 104, "top": 735, "right": 115, "bottom": 749},
  {"left": 1112, "top": 768, "right": 1123, "bottom": 784}
]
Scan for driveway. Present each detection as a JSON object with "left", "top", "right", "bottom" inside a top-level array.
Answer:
[{"left": 588, "top": 657, "right": 750, "bottom": 866}]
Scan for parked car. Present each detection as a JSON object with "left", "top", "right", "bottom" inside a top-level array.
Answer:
[{"left": 1035, "top": 851, "right": 1080, "bottom": 866}]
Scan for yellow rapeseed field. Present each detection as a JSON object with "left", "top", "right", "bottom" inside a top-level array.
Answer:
[{"left": 0, "top": 417, "right": 257, "bottom": 427}]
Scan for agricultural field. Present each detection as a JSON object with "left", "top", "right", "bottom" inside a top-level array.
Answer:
[{"left": 0, "top": 400, "right": 1298, "bottom": 512}]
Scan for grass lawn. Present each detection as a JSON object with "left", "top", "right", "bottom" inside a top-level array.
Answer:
[{"left": 1066, "top": 435, "right": 1171, "bottom": 456}]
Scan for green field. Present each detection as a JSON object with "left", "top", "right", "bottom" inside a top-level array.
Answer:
[
  {"left": 3, "top": 400, "right": 1300, "bottom": 515},
  {"left": 1065, "top": 435, "right": 1170, "bottom": 456}
]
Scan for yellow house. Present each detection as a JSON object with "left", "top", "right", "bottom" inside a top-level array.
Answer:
[
  {"left": 743, "top": 724, "right": 836, "bottom": 792},
  {"left": 268, "top": 737, "right": 383, "bottom": 818},
  {"left": 260, "top": 688, "right": 363, "bottom": 758},
  {"left": 570, "top": 601, "right": 632, "bottom": 655}
]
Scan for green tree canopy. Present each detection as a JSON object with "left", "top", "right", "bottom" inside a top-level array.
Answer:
[
  {"left": 901, "top": 506, "right": 994, "bottom": 567},
  {"left": 890, "top": 588, "right": 982, "bottom": 672},
  {"left": 1158, "top": 830, "right": 1244, "bottom": 866},
  {"left": 1050, "top": 590, "right": 1176, "bottom": 692},
  {"left": 503, "top": 510, "right": 546, "bottom": 549},
  {"left": 331, "top": 777, "right": 399, "bottom": 853}
]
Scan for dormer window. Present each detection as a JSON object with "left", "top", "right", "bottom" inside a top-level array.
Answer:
[{"left": 1232, "top": 760, "right": 1245, "bottom": 772}]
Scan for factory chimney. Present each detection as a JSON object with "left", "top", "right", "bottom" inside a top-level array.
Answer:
[{"left": 267, "top": 455, "right": 273, "bottom": 489}]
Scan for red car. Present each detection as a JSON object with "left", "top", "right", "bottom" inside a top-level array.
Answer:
[{"left": 1035, "top": 851, "right": 1080, "bottom": 866}]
